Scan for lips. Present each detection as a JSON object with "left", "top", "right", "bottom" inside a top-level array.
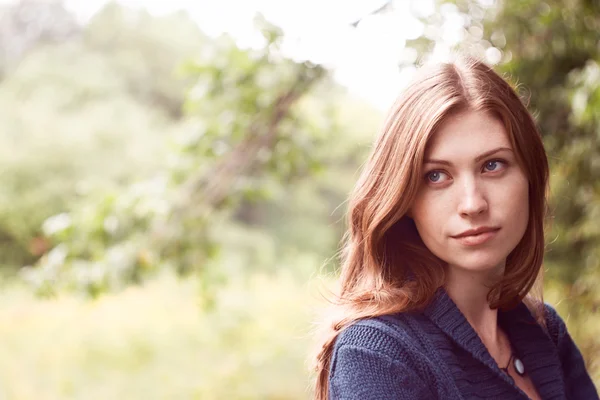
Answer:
[
  {"left": 452, "top": 227, "right": 500, "bottom": 246},
  {"left": 453, "top": 226, "right": 500, "bottom": 238}
]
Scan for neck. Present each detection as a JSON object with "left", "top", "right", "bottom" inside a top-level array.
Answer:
[{"left": 443, "top": 265, "right": 505, "bottom": 350}]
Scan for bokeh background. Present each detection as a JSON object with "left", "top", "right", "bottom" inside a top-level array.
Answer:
[{"left": 0, "top": 0, "right": 598, "bottom": 398}]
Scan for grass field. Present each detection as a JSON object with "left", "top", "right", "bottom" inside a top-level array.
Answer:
[{"left": 0, "top": 270, "right": 323, "bottom": 400}]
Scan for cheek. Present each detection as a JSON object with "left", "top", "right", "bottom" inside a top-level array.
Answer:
[
  {"left": 410, "top": 191, "right": 447, "bottom": 241},
  {"left": 513, "top": 183, "right": 530, "bottom": 231},
  {"left": 496, "top": 174, "right": 529, "bottom": 234}
]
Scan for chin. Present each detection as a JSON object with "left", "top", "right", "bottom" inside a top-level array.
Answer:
[{"left": 446, "top": 252, "right": 507, "bottom": 274}]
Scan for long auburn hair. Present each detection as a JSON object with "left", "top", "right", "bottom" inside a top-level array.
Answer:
[{"left": 312, "top": 56, "right": 550, "bottom": 399}]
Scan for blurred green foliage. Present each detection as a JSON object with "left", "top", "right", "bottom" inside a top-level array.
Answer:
[
  {"left": 3, "top": 2, "right": 368, "bottom": 300},
  {"left": 0, "top": 0, "right": 598, "bottom": 397}
]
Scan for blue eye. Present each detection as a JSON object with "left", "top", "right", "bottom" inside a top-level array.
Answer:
[
  {"left": 483, "top": 159, "right": 506, "bottom": 172},
  {"left": 485, "top": 161, "right": 498, "bottom": 171},
  {"left": 426, "top": 171, "right": 448, "bottom": 183}
]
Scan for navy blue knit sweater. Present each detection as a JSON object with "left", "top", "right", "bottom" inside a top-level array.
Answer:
[{"left": 329, "top": 288, "right": 598, "bottom": 399}]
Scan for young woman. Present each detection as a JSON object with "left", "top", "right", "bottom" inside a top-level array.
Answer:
[{"left": 313, "top": 56, "right": 599, "bottom": 399}]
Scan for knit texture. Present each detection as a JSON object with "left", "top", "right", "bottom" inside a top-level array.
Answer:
[{"left": 329, "top": 288, "right": 599, "bottom": 399}]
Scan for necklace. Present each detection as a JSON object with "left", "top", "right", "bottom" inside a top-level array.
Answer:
[{"left": 500, "top": 352, "right": 526, "bottom": 377}]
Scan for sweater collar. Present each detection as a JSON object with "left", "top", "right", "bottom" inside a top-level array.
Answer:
[
  {"left": 423, "top": 287, "right": 566, "bottom": 399},
  {"left": 498, "top": 298, "right": 566, "bottom": 399}
]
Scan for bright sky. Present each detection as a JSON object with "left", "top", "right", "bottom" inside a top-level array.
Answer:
[{"left": 54, "top": 0, "right": 465, "bottom": 110}]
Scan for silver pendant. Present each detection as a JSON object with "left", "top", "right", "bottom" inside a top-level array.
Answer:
[{"left": 514, "top": 357, "right": 525, "bottom": 376}]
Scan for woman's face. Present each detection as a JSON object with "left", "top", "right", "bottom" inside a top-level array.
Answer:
[{"left": 409, "top": 109, "right": 529, "bottom": 275}]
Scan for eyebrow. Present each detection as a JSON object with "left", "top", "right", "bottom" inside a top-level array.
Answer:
[{"left": 423, "top": 147, "right": 513, "bottom": 166}]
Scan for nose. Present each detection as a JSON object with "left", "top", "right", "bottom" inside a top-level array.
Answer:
[{"left": 457, "top": 178, "right": 488, "bottom": 217}]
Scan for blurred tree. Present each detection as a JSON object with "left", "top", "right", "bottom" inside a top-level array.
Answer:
[
  {"left": 0, "top": 2, "right": 205, "bottom": 271},
  {"left": 23, "top": 11, "right": 336, "bottom": 303},
  {"left": 84, "top": 2, "right": 208, "bottom": 119},
  {"left": 0, "top": 1, "right": 382, "bottom": 301}
]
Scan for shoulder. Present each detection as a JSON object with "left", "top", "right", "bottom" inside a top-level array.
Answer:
[
  {"left": 329, "top": 313, "right": 439, "bottom": 399},
  {"left": 335, "top": 313, "right": 427, "bottom": 354},
  {"left": 542, "top": 302, "right": 568, "bottom": 347},
  {"left": 331, "top": 312, "right": 433, "bottom": 372},
  {"left": 543, "top": 302, "right": 563, "bottom": 322},
  {"left": 541, "top": 304, "right": 599, "bottom": 398}
]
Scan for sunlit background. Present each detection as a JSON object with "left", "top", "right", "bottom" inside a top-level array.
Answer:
[{"left": 0, "top": 0, "right": 598, "bottom": 398}]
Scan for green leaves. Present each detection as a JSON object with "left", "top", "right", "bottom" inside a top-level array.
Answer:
[{"left": 17, "top": 4, "right": 336, "bottom": 301}]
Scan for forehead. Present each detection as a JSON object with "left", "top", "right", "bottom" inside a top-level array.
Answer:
[{"left": 425, "top": 110, "right": 511, "bottom": 158}]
